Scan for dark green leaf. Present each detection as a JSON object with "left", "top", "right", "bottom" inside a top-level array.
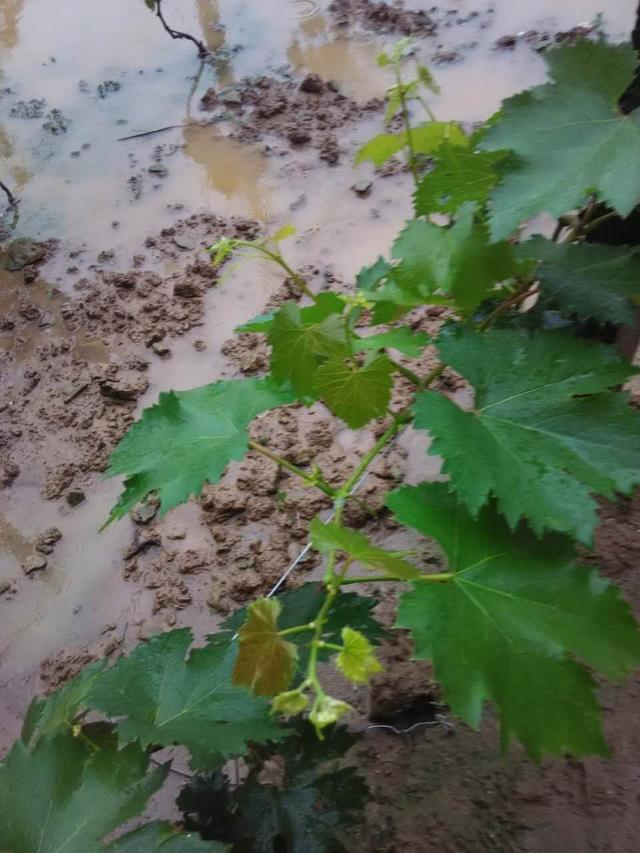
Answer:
[
  {"left": 481, "top": 41, "right": 640, "bottom": 240},
  {"left": 179, "top": 724, "right": 367, "bottom": 853},
  {"left": 314, "top": 353, "right": 394, "bottom": 427},
  {"left": 0, "top": 734, "right": 166, "bottom": 853},
  {"left": 109, "top": 822, "right": 224, "bottom": 851},
  {"left": 375, "top": 204, "right": 518, "bottom": 314},
  {"left": 106, "top": 378, "right": 295, "bottom": 523},
  {"left": 413, "top": 327, "right": 640, "bottom": 543},
  {"left": 269, "top": 302, "right": 347, "bottom": 397},
  {"left": 413, "top": 144, "right": 504, "bottom": 215},
  {"left": 354, "top": 326, "right": 430, "bottom": 357},
  {"left": 516, "top": 235, "right": 640, "bottom": 324},
  {"left": 387, "top": 482, "right": 640, "bottom": 759},
  {"left": 87, "top": 629, "right": 285, "bottom": 769}
]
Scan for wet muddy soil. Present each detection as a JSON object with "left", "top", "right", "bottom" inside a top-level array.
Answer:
[{"left": 1, "top": 1, "right": 639, "bottom": 850}]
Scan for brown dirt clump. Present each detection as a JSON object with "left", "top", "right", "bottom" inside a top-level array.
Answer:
[
  {"left": 199, "top": 74, "right": 382, "bottom": 165},
  {"left": 329, "top": 0, "right": 436, "bottom": 35}
]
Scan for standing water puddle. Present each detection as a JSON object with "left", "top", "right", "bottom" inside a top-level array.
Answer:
[{"left": 0, "top": 0, "right": 636, "bottom": 746}]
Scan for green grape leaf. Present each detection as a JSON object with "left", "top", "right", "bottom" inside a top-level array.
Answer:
[
  {"left": 354, "top": 326, "right": 430, "bottom": 357},
  {"left": 314, "top": 353, "right": 394, "bottom": 427},
  {"left": 355, "top": 122, "right": 466, "bottom": 166},
  {"left": 356, "top": 256, "right": 391, "bottom": 293},
  {"left": 178, "top": 724, "right": 367, "bottom": 853},
  {"left": 516, "top": 235, "right": 640, "bottom": 324},
  {"left": 413, "top": 144, "right": 504, "bottom": 215},
  {"left": 413, "top": 327, "right": 640, "bottom": 543},
  {"left": 86, "top": 629, "right": 285, "bottom": 769},
  {"left": 235, "top": 311, "right": 276, "bottom": 333},
  {"left": 387, "top": 482, "right": 640, "bottom": 759},
  {"left": 0, "top": 734, "right": 167, "bottom": 853},
  {"left": 237, "top": 294, "right": 345, "bottom": 337},
  {"left": 232, "top": 759, "right": 364, "bottom": 852},
  {"left": 106, "top": 377, "right": 295, "bottom": 523},
  {"left": 417, "top": 63, "right": 440, "bottom": 95},
  {"left": 480, "top": 41, "right": 640, "bottom": 240},
  {"left": 269, "top": 301, "right": 347, "bottom": 397},
  {"left": 222, "top": 583, "right": 384, "bottom": 675},
  {"left": 355, "top": 133, "right": 405, "bottom": 167},
  {"left": 109, "top": 822, "right": 225, "bottom": 851},
  {"left": 372, "top": 203, "right": 517, "bottom": 314},
  {"left": 234, "top": 598, "right": 298, "bottom": 697},
  {"left": 336, "top": 628, "right": 382, "bottom": 685},
  {"left": 21, "top": 660, "right": 107, "bottom": 746},
  {"left": 309, "top": 518, "right": 421, "bottom": 580}
]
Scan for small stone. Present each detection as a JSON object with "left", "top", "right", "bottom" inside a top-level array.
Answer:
[
  {"left": 352, "top": 180, "right": 372, "bottom": 197},
  {"left": 151, "top": 341, "right": 171, "bottom": 357},
  {"left": 148, "top": 164, "right": 168, "bottom": 178},
  {"left": 193, "top": 340, "right": 207, "bottom": 352},
  {"left": 300, "top": 73, "right": 324, "bottom": 94},
  {"left": 219, "top": 86, "right": 244, "bottom": 106},
  {"left": 131, "top": 500, "right": 159, "bottom": 525},
  {"left": 35, "top": 527, "right": 63, "bottom": 555},
  {"left": 166, "top": 526, "right": 187, "bottom": 540},
  {"left": 22, "top": 554, "right": 48, "bottom": 575},
  {"left": 66, "top": 488, "right": 86, "bottom": 507},
  {"left": 0, "top": 579, "right": 12, "bottom": 596},
  {"left": 1, "top": 462, "right": 20, "bottom": 487},
  {"left": 99, "top": 375, "right": 148, "bottom": 401},
  {"left": 288, "top": 129, "right": 311, "bottom": 146}
]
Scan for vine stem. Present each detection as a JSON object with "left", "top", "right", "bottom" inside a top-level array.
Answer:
[
  {"left": 249, "top": 440, "right": 337, "bottom": 497},
  {"left": 257, "top": 246, "right": 317, "bottom": 302},
  {"left": 341, "top": 572, "right": 453, "bottom": 585},
  {"left": 396, "top": 67, "right": 420, "bottom": 188},
  {"left": 478, "top": 281, "right": 539, "bottom": 331}
]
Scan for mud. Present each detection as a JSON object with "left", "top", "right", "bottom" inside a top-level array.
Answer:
[
  {"left": 200, "top": 73, "right": 382, "bottom": 164},
  {"left": 2, "top": 0, "right": 640, "bottom": 850}
]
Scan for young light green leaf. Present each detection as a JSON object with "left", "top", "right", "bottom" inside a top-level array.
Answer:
[
  {"left": 314, "top": 353, "right": 394, "bottom": 428},
  {"left": 272, "top": 223, "right": 296, "bottom": 243},
  {"left": 234, "top": 598, "right": 298, "bottom": 697},
  {"left": 387, "top": 482, "right": 640, "bottom": 759},
  {"left": 337, "top": 628, "right": 383, "bottom": 685},
  {"left": 353, "top": 326, "right": 430, "bottom": 357},
  {"left": 413, "top": 327, "right": 640, "bottom": 543},
  {"left": 516, "top": 235, "right": 640, "bottom": 324},
  {"left": 417, "top": 63, "right": 440, "bottom": 94},
  {"left": 309, "top": 518, "right": 421, "bottom": 580},
  {"left": 413, "top": 144, "right": 504, "bottom": 215},
  {"left": 87, "top": 629, "right": 285, "bottom": 769},
  {"left": 0, "top": 735, "right": 167, "bottom": 853},
  {"left": 106, "top": 377, "right": 295, "bottom": 523},
  {"left": 373, "top": 203, "right": 517, "bottom": 314},
  {"left": 356, "top": 122, "right": 466, "bottom": 167},
  {"left": 272, "top": 689, "right": 309, "bottom": 718},
  {"left": 109, "top": 822, "right": 225, "bottom": 851},
  {"left": 309, "top": 696, "right": 352, "bottom": 735},
  {"left": 481, "top": 41, "right": 640, "bottom": 240},
  {"left": 355, "top": 132, "right": 406, "bottom": 167},
  {"left": 269, "top": 301, "right": 347, "bottom": 397}
]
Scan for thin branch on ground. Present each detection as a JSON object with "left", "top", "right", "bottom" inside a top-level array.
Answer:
[
  {"left": 0, "top": 180, "right": 17, "bottom": 210},
  {"left": 155, "top": 0, "right": 209, "bottom": 58}
]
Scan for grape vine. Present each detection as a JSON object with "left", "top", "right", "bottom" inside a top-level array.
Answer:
[{"left": 3, "top": 36, "right": 640, "bottom": 853}]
